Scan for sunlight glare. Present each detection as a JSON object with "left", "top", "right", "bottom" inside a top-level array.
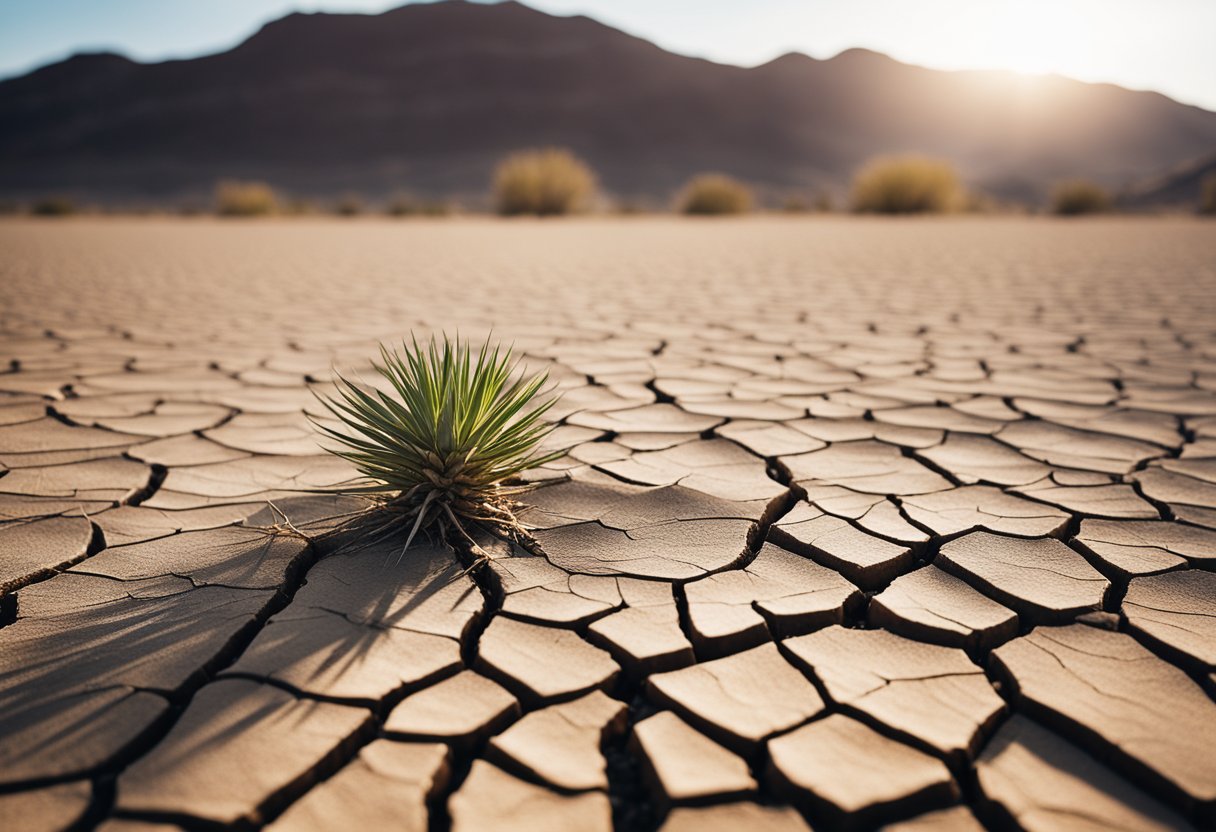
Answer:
[{"left": 945, "top": 0, "right": 1097, "bottom": 78}]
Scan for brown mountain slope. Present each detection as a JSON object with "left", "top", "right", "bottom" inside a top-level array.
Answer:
[
  {"left": 1, "top": 0, "right": 1214, "bottom": 203},
  {"left": 1119, "top": 153, "right": 1216, "bottom": 211}
]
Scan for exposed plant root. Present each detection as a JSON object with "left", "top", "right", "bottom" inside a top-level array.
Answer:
[{"left": 249, "top": 479, "right": 555, "bottom": 584}]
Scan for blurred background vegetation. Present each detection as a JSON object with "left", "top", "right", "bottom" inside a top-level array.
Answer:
[
  {"left": 493, "top": 149, "right": 597, "bottom": 216},
  {"left": 7, "top": 147, "right": 1213, "bottom": 219},
  {"left": 850, "top": 156, "right": 960, "bottom": 214},
  {"left": 1050, "top": 181, "right": 1112, "bottom": 216},
  {"left": 678, "top": 174, "right": 753, "bottom": 215}
]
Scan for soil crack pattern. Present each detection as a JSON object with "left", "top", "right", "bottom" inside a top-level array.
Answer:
[{"left": 1, "top": 218, "right": 1215, "bottom": 831}]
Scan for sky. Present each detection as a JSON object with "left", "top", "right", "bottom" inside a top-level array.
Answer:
[{"left": 2, "top": 0, "right": 1213, "bottom": 111}]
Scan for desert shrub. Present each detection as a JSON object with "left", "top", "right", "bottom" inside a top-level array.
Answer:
[
  {"left": 1050, "top": 180, "right": 1111, "bottom": 215},
  {"left": 679, "top": 174, "right": 753, "bottom": 215},
  {"left": 1200, "top": 175, "right": 1216, "bottom": 216},
  {"left": 215, "top": 180, "right": 278, "bottom": 216},
  {"left": 614, "top": 198, "right": 646, "bottom": 215},
  {"left": 313, "top": 335, "right": 560, "bottom": 557},
  {"left": 781, "top": 195, "right": 810, "bottom": 213},
  {"left": 420, "top": 202, "right": 451, "bottom": 217},
  {"left": 334, "top": 194, "right": 364, "bottom": 216},
  {"left": 387, "top": 194, "right": 451, "bottom": 217},
  {"left": 781, "top": 192, "right": 833, "bottom": 213},
  {"left": 387, "top": 194, "right": 419, "bottom": 216},
  {"left": 851, "top": 156, "right": 960, "bottom": 214},
  {"left": 281, "top": 198, "right": 316, "bottom": 216},
  {"left": 31, "top": 196, "right": 75, "bottom": 216},
  {"left": 961, "top": 192, "right": 999, "bottom": 213},
  {"left": 493, "top": 148, "right": 597, "bottom": 216}
]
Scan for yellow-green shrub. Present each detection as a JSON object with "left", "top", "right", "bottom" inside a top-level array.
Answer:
[
  {"left": 679, "top": 174, "right": 752, "bottom": 215},
  {"left": 493, "top": 148, "right": 597, "bottom": 216},
  {"left": 1050, "top": 180, "right": 1111, "bottom": 215},
  {"left": 215, "top": 180, "right": 278, "bottom": 216},
  {"left": 851, "top": 156, "right": 960, "bottom": 214}
]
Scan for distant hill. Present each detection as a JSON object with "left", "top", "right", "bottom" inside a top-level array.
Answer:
[
  {"left": 1119, "top": 153, "right": 1216, "bottom": 212},
  {"left": 2, "top": 0, "right": 1215, "bottom": 206}
]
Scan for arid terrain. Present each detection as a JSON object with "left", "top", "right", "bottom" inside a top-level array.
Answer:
[
  {"left": 1, "top": 216, "right": 1215, "bottom": 831},
  {"left": 5, "top": 0, "right": 1216, "bottom": 205}
]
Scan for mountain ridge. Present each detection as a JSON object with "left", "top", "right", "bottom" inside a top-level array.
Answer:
[{"left": 2, "top": 0, "right": 1214, "bottom": 205}]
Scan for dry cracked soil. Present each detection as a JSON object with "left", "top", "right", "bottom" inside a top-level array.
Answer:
[{"left": 1, "top": 216, "right": 1215, "bottom": 832}]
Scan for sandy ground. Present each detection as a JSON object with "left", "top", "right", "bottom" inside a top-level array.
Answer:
[
  {"left": 3, "top": 216, "right": 1214, "bottom": 335},
  {"left": 1, "top": 217, "right": 1215, "bottom": 831}
]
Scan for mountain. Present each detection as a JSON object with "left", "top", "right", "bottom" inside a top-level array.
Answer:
[
  {"left": 1119, "top": 152, "right": 1216, "bottom": 211},
  {"left": 2, "top": 0, "right": 1215, "bottom": 206}
]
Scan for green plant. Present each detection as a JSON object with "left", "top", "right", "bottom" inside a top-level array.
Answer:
[
  {"left": 678, "top": 174, "right": 752, "bottom": 215},
  {"left": 215, "top": 180, "right": 278, "bottom": 216},
  {"left": 851, "top": 156, "right": 960, "bottom": 214},
  {"left": 493, "top": 148, "right": 597, "bottom": 216},
  {"left": 1050, "top": 180, "right": 1111, "bottom": 215},
  {"left": 312, "top": 335, "right": 561, "bottom": 559}
]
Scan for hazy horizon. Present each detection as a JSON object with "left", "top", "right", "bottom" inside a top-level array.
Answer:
[{"left": 2, "top": 0, "right": 1214, "bottom": 112}]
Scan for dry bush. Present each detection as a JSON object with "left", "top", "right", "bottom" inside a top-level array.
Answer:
[
  {"left": 1050, "top": 180, "right": 1111, "bottom": 215},
  {"left": 334, "top": 193, "right": 363, "bottom": 217},
  {"left": 215, "top": 180, "right": 278, "bottom": 216},
  {"left": 679, "top": 174, "right": 753, "bottom": 215},
  {"left": 1201, "top": 175, "right": 1216, "bottom": 216},
  {"left": 851, "top": 156, "right": 960, "bottom": 214},
  {"left": 30, "top": 196, "right": 75, "bottom": 216},
  {"left": 961, "top": 192, "right": 999, "bottom": 214},
  {"left": 281, "top": 198, "right": 316, "bottom": 216},
  {"left": 387, "top": 194, "right": 451, "bottom": 217},
  {"left": 781, "top": 195, "right": 810, "bottom": 213},
  {"left": 493, "top": 148, "right": 597, "bottom": 216},
  {"left": 782, "top": 192, "right": 833, "bottom": 213}
]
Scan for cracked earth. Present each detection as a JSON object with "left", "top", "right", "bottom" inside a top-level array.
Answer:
[{"left": 1, "top": 216, "right": 1215, "bottom": 832}]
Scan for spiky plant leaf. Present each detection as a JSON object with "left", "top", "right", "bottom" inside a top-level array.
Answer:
[{"left": 311, "top": 334, "right": 562, "bottom": 555}]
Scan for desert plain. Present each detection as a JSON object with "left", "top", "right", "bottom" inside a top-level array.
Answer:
[{"left": 1, "top": 215, "right": 1215, "bottom": 831}]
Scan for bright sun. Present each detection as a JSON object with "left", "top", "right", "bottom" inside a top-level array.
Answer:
[{"left": 988, "top": 10, "right": 1081, "bottom": 75}]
